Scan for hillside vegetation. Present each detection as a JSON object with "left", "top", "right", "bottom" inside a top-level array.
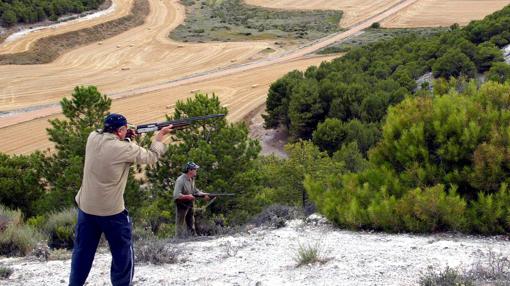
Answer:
[
  {"left": 265, "top": 5, "right": 510, "bottom": 233},
  {"left": 170, "top": 0, "right": 342, "bottom": 42},
  {"left": 0, "top": 0, "right": 105, "bottom": 27}
]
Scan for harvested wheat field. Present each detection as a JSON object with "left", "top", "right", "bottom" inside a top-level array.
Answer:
[
  {"left": 244, "top": 0, "right": 403, "bottom": 27},
  {"left": 0, "top": 0, "right": 281, "bottom": 112},
  {"left": 0, "top": 55, "right": 336, "bottom": 155},
  {"left": 382, "top": 0, "right": 510, "bottom": 28}
]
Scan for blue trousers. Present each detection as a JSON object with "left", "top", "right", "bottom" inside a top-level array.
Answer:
[{"left": 69, "top": 209, "right": 134, "bottom": 286}]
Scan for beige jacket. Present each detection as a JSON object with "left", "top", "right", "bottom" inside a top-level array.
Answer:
[{"left": 75, "top": 131, "right": 167, "bottom": 216}]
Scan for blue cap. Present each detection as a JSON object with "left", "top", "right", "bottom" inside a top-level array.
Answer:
[{"left": 103, "top": 113, "right": 127, "bottom": 132}]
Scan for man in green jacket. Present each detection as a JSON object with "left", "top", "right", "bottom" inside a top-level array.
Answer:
[
  {"left": 173, "top": 161, "right": 210, "bottom": 238},
  {"left": 70, "top": 113, "right": 172, "bottom": 286}
]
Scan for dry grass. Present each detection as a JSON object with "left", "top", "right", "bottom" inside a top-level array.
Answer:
[
  {"left": 293, "top": 241, "right": 329, "bottom": 267},
  {"left": 420, "top": 249, "right": 510, "bottom": 286},
  {"left": 0, "top": 0, "right": 149, "bottom": 65},
  {"left": 135, "top": 239, "right": 181, "bottom": 265}
]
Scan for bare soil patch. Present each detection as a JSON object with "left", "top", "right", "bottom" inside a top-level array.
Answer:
[{"left": 246, "top": 103, "right": 288, "bottom": 158}]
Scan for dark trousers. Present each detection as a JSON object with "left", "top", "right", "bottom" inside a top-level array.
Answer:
[
  {"left": 175, "top": 201, "right": 196, "bottom": 238},
  {"left": 69, "top": 209, "right": 134, "bottom": 286}
]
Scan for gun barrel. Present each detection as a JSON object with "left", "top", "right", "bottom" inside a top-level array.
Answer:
[
  {"left": 135, "top": 114, "right": 225, "bottom": 133},
  {"left": 196, "top": 193, "right": 235, "bottom": 197}
]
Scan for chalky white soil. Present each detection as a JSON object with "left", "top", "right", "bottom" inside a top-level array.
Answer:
[{"left": 1, "top": 215, "right": 509, "bottom": 286}]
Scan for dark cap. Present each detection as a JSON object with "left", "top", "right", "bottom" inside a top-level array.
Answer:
[
  {"left": 103, "top": 113, "right": 127, "bottom": 133},
  {"left": 183, "top": 161, "right": 200, "bottom": 173}
]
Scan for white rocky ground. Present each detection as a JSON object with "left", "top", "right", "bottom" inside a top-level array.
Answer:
[{"left": 1, "top": 215, "right": 510, "bottom": 286}]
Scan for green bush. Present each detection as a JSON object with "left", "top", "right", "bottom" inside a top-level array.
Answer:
[
  {"left": 44, "top": 208, "right": 77, "bottom": 249},
  {"left": 396, "top": 185, "right": 467, "bottom": 233},
  {"left": 367, "top": 192, "right": 401, "bottom": 232},
  {"left": 467, "top": 185, "right": 510, "bottom": 234},
  {"left": 26, "top": 215, "right": 47, "bottom": 231},
  {"left": 307, "top": 82, "right": 510, "bottom": 234}
]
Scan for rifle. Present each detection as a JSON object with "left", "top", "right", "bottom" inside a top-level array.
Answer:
[
  {"left": 131, "top": 114, "right": 225, "bottom": 134},
  {"left": 194, "top": 193, "right": 235, "bottom": 198}
]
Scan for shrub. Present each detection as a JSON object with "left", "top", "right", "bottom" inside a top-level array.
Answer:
[
  {"left": 44, "top": 208, "right": 77, "bottom": 249},
  {"left": 0, "top": 205, "right": 23, "bottom": 227},
  {"left": 371, "top": 22, "right": 380, "bottom": 29},
  {"left": 0, "top": 206, "right": 42, "bottom": 257},
  {"left": 396, "top": 185, "right": 467, "bottom": 233},
  {"left": 0, "top": 224, "right": 42, "bottom": 257},
  {"left": 135, "top": 239, "right": 180, "bottom": 265},
  {"left": 293, "top": 241, "right": 328, "bottom": 267},
  {"left": 419, "top": 266, "right": 474, "bottom": 286},
  {"left": 367, "top": 192, "right": 401, "bottom": 232},
  {"left": 467, "top": 186, "right": 510, "bottom": 234},
  {"left": 250, "top": 205, "right": 302, "bottom": 228},
  {"left": 420, "top": 250, "right": 510, "bottom": 285},
  {"left": 26, "top": 215, "right": 47, "bottom": 231}
]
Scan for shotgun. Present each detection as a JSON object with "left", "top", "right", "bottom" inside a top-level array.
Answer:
[{"left": 132, "top": 114, "right": 225, "bottom": 134}]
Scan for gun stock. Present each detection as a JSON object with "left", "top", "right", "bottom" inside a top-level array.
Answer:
[{"left": 134, "top": 114, "right": 225, "bottom": 134}]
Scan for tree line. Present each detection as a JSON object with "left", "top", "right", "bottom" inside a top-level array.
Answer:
[
  {"left": 264, "top": 5, "right": 510, "bottom": 154},
  {"left": 0, "top": 0, "right": 105, "bottom": 27}
]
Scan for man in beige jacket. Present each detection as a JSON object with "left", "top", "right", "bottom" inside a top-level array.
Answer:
[{"left": 70, "top": 113, "right": 172, "bottom": 286}]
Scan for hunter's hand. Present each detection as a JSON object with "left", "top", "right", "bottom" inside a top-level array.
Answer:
[
  {"left": 155, "top": 125, "right": 173, "bottom": 141},
  {"left": 203, "top": 195, "right": 210, "bottom": 201},
  {"left": 125, "top": 129, "right": 137, "bottom": 141}
]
